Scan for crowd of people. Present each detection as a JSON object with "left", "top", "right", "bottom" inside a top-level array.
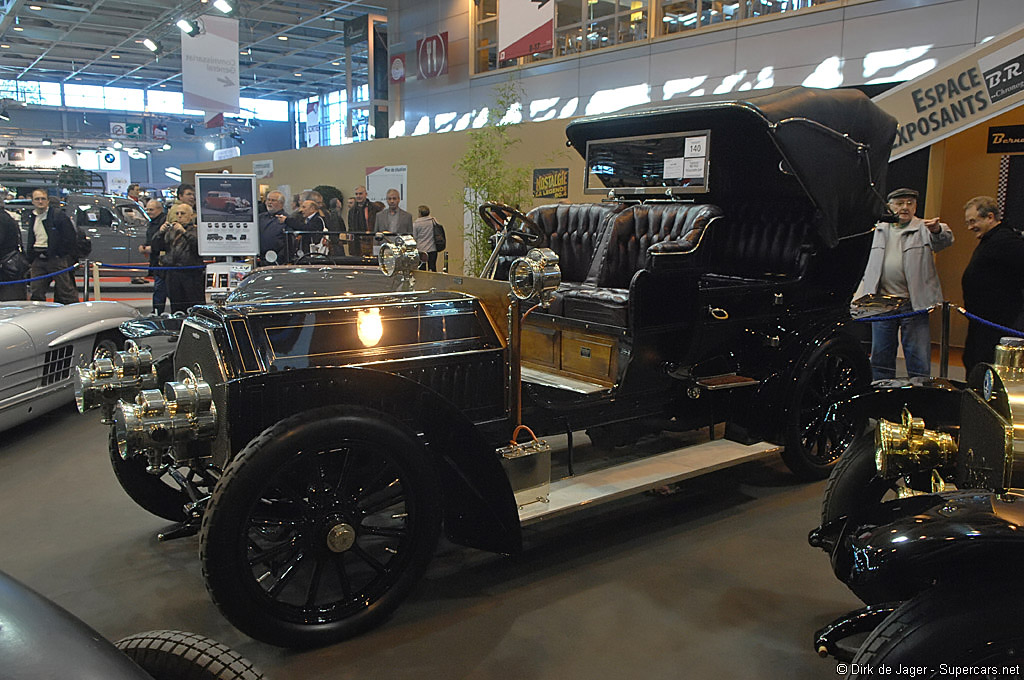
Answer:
[{"left": 2, "top": 178, "right": 1020, "bottom": 376}]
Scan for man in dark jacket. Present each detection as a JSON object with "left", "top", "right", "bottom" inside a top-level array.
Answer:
[
  {"left": 961, "top": 195, "right": 1024, "bottom": 374},
  {"left": 347, "top": 185, "right": 379, "bottom": 257},
  {"left": 258, "top": 190, "right": 288, "bottom": 264},
  {"left": 142, "top": 199, "right": 168, "bottom": 314},
  {"left": 23, "top": 189, "right": 78, "bottom": 304}
]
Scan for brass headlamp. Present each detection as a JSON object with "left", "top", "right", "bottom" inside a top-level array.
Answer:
[{"left": 875, "top": 407, "right": 956, "bottom": 480}]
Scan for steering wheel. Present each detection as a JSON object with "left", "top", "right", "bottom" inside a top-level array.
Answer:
[
  {"left": 479, "top": 203, "right": 542, "bottom": 245},
  {"left": 294, "top": 253, "right": 332, "bottom": 266}
]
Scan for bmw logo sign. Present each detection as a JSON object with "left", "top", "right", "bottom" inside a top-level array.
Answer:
[
  {"left": 103, "top": 153, "right": 116, "bottom": 164},
  {"left": 983, "top": 368, "right": 994, "bottom": 401}
]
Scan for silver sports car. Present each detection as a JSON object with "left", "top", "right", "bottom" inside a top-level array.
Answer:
[{"left": 1, "top": 300, "right": 139, "bottom": 432}]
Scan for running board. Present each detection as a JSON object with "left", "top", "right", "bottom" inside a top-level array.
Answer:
[{"left": 518, "top": 439, "right": 782, "bottom": 525}]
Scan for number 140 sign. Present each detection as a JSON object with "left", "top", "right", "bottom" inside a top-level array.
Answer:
[{"left": 417, "top": 32, "right": 448, "bottom": 80}]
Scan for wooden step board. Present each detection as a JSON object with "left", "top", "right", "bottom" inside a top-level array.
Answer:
[{"left": 518, "top": 438, "right": 782, "bottom": 525}]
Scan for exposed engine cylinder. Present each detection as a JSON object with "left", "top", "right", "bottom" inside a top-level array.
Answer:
[
  {"left": 75, "top": 341, "right": 160, "bottom": 420},
  {"left": 114, "top": 366, "right": 217, "bottom": 460}
]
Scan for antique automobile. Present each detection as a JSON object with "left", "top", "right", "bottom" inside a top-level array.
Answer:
[
  {"left": 0, "top": 568, "right": 264, "bottom": 680},
  {"left": 809, "top": 338, "right": 1024, "bottom": 670},
  {"left": 77, "top": 86, "right": 896, "bottom": 647},
  {"left": 0, "top": 299, "right": 137, "bottom": 433},
  {"left": 203, "top": 191, "right": 250, "bottom": 214}
]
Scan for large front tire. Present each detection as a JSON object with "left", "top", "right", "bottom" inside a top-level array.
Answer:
[
  {"left": 820, "top": 419, "right": 894, "bottom": 526},
  {"left": 201, "top": 406, "right": 442, "bottom": 648},
  {"left": 781, "top": 335, "right": 871, "bottom": 480},
  {"left": 850, "top": 582, "right": 1024, "bottom": 676}
]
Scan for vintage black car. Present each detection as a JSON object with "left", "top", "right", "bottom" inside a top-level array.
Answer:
[
  {"left": 77, "top": 86, "right": 896, "bottom": 648},
  {"left": 809, "top": 338, "right": 1024, "bottom": 671}
]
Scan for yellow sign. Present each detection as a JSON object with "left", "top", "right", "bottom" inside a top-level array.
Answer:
[{"left": 533, "top": 168, "right": 569, "bottom": 199}]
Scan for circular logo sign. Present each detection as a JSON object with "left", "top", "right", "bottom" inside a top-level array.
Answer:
[
  {"left": 417, "top": 34, "right": 447, "bottom": 80},
  {"left": 103, "top": 153, "right": 116, "bottom": 164},
  {"left": 390, "top": 56, "right": 405, "bottom": 82}
]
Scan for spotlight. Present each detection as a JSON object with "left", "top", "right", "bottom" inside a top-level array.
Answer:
[
  {"left": 205, "top": 141, "right": 216, "bottom": 151},
  {"left": 161, "top": 142, "right": 172, "bottom": 150},
  {"left": 113, "top": 140, "right": 123, "bottom": 149},
  {"left": 176, "top": 19, "right": 201, "bottom": 36},
  {"left": 213, "top": 0, "right": 234, "bottom": 15},
  {"left": 142, "top": 38, "right": 161, "bottom": 53},
  {"left": 41, "top": 137, "right": 52, "bottom": 146},
  {"left": 156, "top": 124, "right": 167, "bottom": 132},
  {"left": 183, "top": 123, "right": 195, "bottom": 135},
  {"left": 65, "top": 144, "right": 73, "bottom": 150},
  {"left": 0, "top": 108, "right": 9, "bottom": 121}
]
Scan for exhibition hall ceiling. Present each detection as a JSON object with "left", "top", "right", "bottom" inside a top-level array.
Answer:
[{"left": 0, "top": 0, "right": 392, "bottom": 99}]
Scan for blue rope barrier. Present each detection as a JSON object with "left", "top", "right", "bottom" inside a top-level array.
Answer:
[
  {"left": 956, "top": 307, "right": 1024, "bottom": 338},
  {"left": 0, "top": 263, "right": 78, "bottom": 286}
]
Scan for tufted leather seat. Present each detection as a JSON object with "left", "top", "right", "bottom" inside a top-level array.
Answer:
[
  {"left": 700, "top": 201, "right": 815, "bottom": 282},
  {"left": 554, "top": 203, "right": 722, "bottom": 327},
  {"left": 527, "top": 203, "right": 620, "bottom": 283}
]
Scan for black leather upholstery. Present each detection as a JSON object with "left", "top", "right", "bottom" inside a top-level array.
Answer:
[
  {"left": 527, "top": 203, "right": 618, "bottom": 283},
  {"left": 702, "top": 201, "right": 816, "bottom": 280},
  {"left": 590, "top": 203, "right": 724, "bottom": 289}
]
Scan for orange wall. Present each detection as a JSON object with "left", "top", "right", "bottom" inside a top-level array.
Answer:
[{"left": 928, "top": 106, "right": 1024, "bottom": 347}]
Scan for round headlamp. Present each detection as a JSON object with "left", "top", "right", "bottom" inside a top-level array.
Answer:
[
  {"left": 509, "top": 247, "right": 561, "bottom": 306},
  {"left": 378, "top": 234, "right": 419, "bottom": 277}
]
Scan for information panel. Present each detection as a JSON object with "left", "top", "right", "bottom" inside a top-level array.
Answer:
[{"left": 196, "top": 173, "right": 258, "bottom": 256}]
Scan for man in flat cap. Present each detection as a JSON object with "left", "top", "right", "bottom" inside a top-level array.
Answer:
[{"left": 857, "top": 187, "right": 953, "bottom": 379}]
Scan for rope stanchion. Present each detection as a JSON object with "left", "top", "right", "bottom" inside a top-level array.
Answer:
[
  {"left": 955, "top": 306, "right": 1024, "bottom": 338},
  {"left": 99, "top": 262, "right": 207, "bottom": 271}
]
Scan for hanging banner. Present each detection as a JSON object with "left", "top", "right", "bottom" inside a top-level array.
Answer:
[
  {"left": 305, "top": 100, "right": 321, "bottom": 147},
  {"left": 345, "top": 16, "right": 369, "bottom": 46},
  {"left": 874, "top": 22, "right": 1024, "bottom": 161},
  {"left": 182, "top": 15, "right": 240, "bottom": 114},
  {"left": 499, "top": 0, "right": 553, "bottom": 62}
]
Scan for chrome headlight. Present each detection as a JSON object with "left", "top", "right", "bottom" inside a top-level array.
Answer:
[
  {"left": 378, "top": 234, "right": 419, "bottom": 277},
  {"left": 509, "top": 247, "right": 561, "bottom": 306},
  {"left": 76, "top": 340, "right": 158, "bottom": 416}
]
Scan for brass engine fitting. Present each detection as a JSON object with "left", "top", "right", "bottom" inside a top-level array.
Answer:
[
  {"left": 875, "top": 407, "right": 957, "bottom": 480},
  {"left": 75, "top": 340, "right": 159, "bottom": 422},
  {"left": 113, "top": 366, "right": 217, "bottom": 461}
]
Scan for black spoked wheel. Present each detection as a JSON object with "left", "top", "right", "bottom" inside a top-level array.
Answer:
[
  {"left": 115, "top": 630, "right": 264, "bottom": 680},
  {"left": 851, "top": 582, "right": 1024, "bottom": 677},
  {"left": 201, "top": 406, "right": 442, "bottom": 648},
  {"left": 109, "top": 429, "right": 218, "bottom": 523},
  {"left": 781, "top": 335, "right": 871, "bottom": 480},
  {"left": 820, "top": 418, "right": 907, "bottom": 526}
]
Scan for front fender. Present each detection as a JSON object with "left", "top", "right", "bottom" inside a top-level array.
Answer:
[
  {"left": 226, "top": 366, "right": 522, "bottom": 555},
  {"left": 830, "top": 378, "right": 964, "bottom": 430},
  {"left": 841, "top": 490, "right": 1024, "bottom": 601}
]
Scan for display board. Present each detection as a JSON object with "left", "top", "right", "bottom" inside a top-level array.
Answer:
[{"left": 196, "top": 173, "right": 258, "bottom": 256}]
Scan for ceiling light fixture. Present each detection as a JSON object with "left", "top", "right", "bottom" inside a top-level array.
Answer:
[
  {"left": 13, "top": 26, "right": 23, "bottom": 31},
  {"left": 111, "top": 54, "right": 120, "bottom": 59},
  {"left": 277, "top": 35, "right": 288, "bottom": 41},
  {"left": 112, "top": 140, "right": 123, "bottom": 149},
  {"left": 204, "top": 141, "right": 216, "bottom": 151},
  {"left": 142, "top": 38, "right": 161, "bottom": 53},
  {"left": 161, "top": 142, "right": 172, "bottom": 150},
  {"left": 41, "top": 137, "right": 52, "bottom": 146},
  {"left": 29, "top": 4, "right": 42, "bottom": 9},
  {"left": 229, "top": 132, "right": 245, "bottom": 144},
  {"left": 176, "top": 18, "right": 201, "bottom": 36},
  {"left": 156, "top": 124, "right": 167, "bottom": 132},
  {"left": 213, "top": 0, "right": 234, "bottom": 15}
]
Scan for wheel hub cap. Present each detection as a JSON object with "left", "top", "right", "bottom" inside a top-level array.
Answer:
[{"left": 326, "top": 522, "right": 356, "bottom": 553}]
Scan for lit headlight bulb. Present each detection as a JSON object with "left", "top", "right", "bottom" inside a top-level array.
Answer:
[{"left": 357, "top": 308, "right": 383, "bottom": 347}]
